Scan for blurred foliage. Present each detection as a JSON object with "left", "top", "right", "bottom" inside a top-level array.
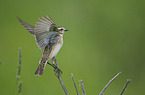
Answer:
[{"left": 0, "top": 0, "right": 145, "bottom": 95}]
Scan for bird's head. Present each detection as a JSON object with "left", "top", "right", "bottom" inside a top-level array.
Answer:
[{"left": 57, "top": 27, "right": 68, "bottom": 34}]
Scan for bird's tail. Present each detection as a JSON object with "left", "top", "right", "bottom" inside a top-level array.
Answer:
[
  {"left": 34, "top": 57, "right": 47, "bottom": 76},
  {"left": 35, "top": 45, "right": 50, "bottom": 76}
]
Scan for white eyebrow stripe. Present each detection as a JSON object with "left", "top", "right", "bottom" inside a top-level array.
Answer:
[{"left": 58, "top": 27, "right": 63, "bottom": 30}]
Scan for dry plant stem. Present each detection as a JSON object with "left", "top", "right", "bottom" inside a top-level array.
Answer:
[
  {"left": 71, "top": 73, "right": 79, "bottom": 95},
  {"left": 17, "top": 48, "right": 22, "bottom": 80},
  {"left": 18, "top": 81, "right": 22, "bottom": 94},
  {"left": 99, "top": 72, "right": 122, "bottom": 95},
  {"left": 17, "top": 48, "right": 22, "bottom": 95},
  {"left": 54, "top": 59, "right": 69, "bottom": 95},
  {"left": 80, "top": 79, "right": 86, "bottom": 95},
  {"left": 120, "top": 79, "right": 131, "bottom": 95}
]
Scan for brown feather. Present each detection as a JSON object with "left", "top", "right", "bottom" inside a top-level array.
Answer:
[{"left": 35, "top": 45, "right": 52, "bottom": 75}]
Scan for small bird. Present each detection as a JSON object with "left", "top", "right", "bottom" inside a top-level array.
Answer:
[{"left": 18, "top": 15, "right": 68, "bottom": 75}]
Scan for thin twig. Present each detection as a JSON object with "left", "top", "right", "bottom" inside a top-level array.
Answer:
[
  {"left": 99, "top": 72, "right": 122, "bottom": 95},
  {"left": 80, "top": 79, "right": 86, "bottom": 95},
  {"left": 71, "top": 73, "right": 79, "bottom": 95},
  {"left": 54, "top": 59, "right": 69, "bottom": 95},
  {"left": 120, "top": 79, "right": 131, "bottom": 95}
]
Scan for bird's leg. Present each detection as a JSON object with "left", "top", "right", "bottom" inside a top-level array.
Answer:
[
  {"left": 47, "top": 61, "right": 54, "bottom": 67},
  {"left": 54, "top": 58, "right": 63, "bottom": 74},
  {"left": 52, "top": 57, "right": 55, "bottom": 65},
  {"left": 47, "top": 57, "right": 56, "bottom": 68},
  {"left": 47, "top": 57, "right": 62, "bottom": 74},
  {"left": 51, "top": 57, "right": 56, "bottom": 67}
]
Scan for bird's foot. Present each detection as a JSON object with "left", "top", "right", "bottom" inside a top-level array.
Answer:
[
  {"left": 47, "top": 62, "right": 63, "bottom": 74},
  {"left": 53, "top": 66, "right": 63, "bottom": 74}
]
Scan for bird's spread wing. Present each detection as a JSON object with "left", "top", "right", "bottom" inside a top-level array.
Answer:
[
  {"left": 35, "top": 15, "right": 59, "bottom": 49},
  {"left": 17, "top": 17, "right": 35, "bottom": 35},
  {"left": 49, "top": 33, "right": 60, "bottom": 47}
]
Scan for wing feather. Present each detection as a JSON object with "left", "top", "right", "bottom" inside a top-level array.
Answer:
[
  {"left": 35, "top": 16, "right": 58, "bottom": 49},
  {"left": 17, "top": 17, "right": 35, "bottom": 35},
  {"left": 18, "top": 15, "right": 59, "bottom": 50}
]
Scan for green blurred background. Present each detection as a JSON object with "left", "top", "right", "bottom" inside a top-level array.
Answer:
[{"left": 0, "top": 0, "right": 145, "bottom": 95}]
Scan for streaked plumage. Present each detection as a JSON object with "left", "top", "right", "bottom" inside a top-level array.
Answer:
[{"left": 18, "top": 15, "right": 68, "bottom": 75}]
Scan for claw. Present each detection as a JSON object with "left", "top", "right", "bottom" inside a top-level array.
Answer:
[
  {"left": 53, "top": 66, "right": 63, "bottom": 74},
  {"left": 47, "top": 62, "right": 63, "bottom": 74}
]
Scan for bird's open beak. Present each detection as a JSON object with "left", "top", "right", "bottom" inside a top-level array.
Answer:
[{"left": 64, "top": 29, "right": 68, "bottom": 31}]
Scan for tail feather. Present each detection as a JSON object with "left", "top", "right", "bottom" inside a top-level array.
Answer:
[
  {"left": 35, "top": 60, "right": 47, "bottom": 76},
  {"left": 35, "top": 45, "right": 50, "bottom": 76}
]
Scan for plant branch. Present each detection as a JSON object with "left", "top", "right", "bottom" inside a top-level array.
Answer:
[
  {"left": 120, "top": 79, "right": 131, "bottom": 95},
  {"left": 80, "top": 79, "right": 86, "bottom": 95},
  {"left": 53, "top": 59, "right": 69, "bottom": 95},
  {"left": 99, "top": 72, "right": 122, "bottom": 95},
  {"left": 71, "top": 73, "right": 79, "bottom": 95}
]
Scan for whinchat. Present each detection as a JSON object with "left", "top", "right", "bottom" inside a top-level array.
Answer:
[{"left": 18, "top": 15, "right": 68, "bottom": 75}]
